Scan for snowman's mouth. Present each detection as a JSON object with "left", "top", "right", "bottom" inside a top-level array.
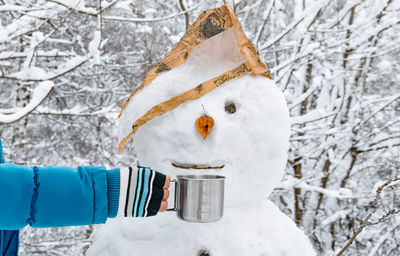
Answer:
[{"left": 171, "top": 162, "right": 225, "bottom": 170}]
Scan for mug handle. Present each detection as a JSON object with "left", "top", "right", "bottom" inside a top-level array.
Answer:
[{"left": 166, "top": 179, "right": 178, "bottom": 211}]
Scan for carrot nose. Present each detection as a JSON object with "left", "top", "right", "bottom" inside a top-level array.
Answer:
[{"left": 195, "top": 116, "right": 214, "bottom": 139}]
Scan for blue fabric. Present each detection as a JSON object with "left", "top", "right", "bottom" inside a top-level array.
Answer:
[
  {"left": 0, "top": 139, "right": 20, "bottom": 256},
  {"left": 138, "top": 168, "right": 151, "bottom": 217},
  {"left": 83, "top": 166, "right": 108, "bottom": 224},
  {"left": 31, "top": 165, "right": 108, "bottom": 227},
  {"left": 0, "top": 163, "right": 111, "bottom": 229},
  {"left": 0, "top": 138, "right": 122, "bottom": 256},
  {"left": 0, "top": 164, "right": 34, "bottom": 230},
  {"left": 1, "top": 229, "right": 19, "bottom": 256},
  {"left": 0, "top": 139, "right": 5, "bottom": 164},
  {"left": 106, "top": 169, "right": 120, "bottom": 218},
  {"left": 133, "top": 168, "right": 143, "bottom": 217}
]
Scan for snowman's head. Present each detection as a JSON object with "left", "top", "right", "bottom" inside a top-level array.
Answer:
[{"left": 119, "top": 28, "right": 290, "bottom": 207}]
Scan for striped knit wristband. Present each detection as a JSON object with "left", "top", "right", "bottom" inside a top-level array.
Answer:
[{"left": 116, "top": 166, "right": 166, "bottom": 217}]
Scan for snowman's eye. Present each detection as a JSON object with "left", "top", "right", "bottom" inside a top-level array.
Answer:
[{"left": 225, "top": 102, "right": 236, "bottom": 114}]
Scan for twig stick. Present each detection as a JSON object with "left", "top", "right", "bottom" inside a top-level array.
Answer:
[
  {"left": 171, "top": 163, "right": 225, "bottom": 169},
  {"left": 336, "top": 178, "right": 400, "bottom": 256}
]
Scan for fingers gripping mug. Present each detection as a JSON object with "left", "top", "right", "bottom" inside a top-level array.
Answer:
[{"left": 167, "top": 175, "right": 225, "bottom": 223}]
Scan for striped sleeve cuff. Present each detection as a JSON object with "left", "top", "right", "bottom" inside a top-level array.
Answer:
[{"left": 116, "top": 166, "right": 166, "bottom": 217}]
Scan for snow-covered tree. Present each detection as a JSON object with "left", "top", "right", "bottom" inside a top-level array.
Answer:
[{"left": 0, "top": 0, "right": 399, "bottom": 255}]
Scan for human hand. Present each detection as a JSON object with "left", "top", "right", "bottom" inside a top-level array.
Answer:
[{"left": 159, "top": 175, "right": 171, "bottom": 212}]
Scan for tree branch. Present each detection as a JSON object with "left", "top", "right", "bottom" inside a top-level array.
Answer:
[
  {"left": 0, "top": 81, "right": 54, "bottom": 125},
  {"left": 336, "top": 178, "right": 400, "bottom": 256}
]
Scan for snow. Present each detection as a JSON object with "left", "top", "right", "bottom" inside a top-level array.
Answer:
[
  {"left": 0, "top": 4, "right": 56, "bottom": 43},
  {"left": 0, "top": 4, "right": 28, "bottom": 12},
  {"left": 129, "top": 74, "right": 291, "bottom": 208},
  {"left": 91, "top": 28, "right": 316, "bottom": 255},
  {"left": 278, "top": 177, "right": 357, "bottom": 199},
  {"left": 8, "top": 66, "right": 49, "bottom": 81},
  {"left": 88, "top": 31, "right": 101, "bottom": 55},
  {"left": 0, "top": 50, "right": 70, "bottom": 60},
  {"left": 367, "top": 225, "right": 400, "bottom": 256},
  {"left": 259, "top": 0, "right": 329, "bottom": 51},
  {"left": 0, "top": 25, "right": 9, "bottom": 43},
  {"left": 162, "top": 26, "right": 171, "bottom": 34},
  {"left": 0, "top": 1, "right": 398, "bottom": 254},
  {"left": 50, "top": 0, "right": 97, "bottom": 15},
  {"left": 23, "top": 32, "right": 44, "bottom": 71},
  {"left": 0, "top": 81, "right": 54, "bottom": 124},
  {"left": 118, "top": 28, "right": 246, "bottom": 143},
  {"left": 35, "top": 103, "right": 115, "bottom": 117},
  {"left": 88, "top": 31, "right": 101, "bottom": 63},
  {"left": 138, "top": 25, "right": 153, "bottom": 34},
  {"left": 377, "top": 60, "right": 391, "bottom": 71},
  {"left": 0, "top": 107, "right": 23, "bottom": 114},
  {"left": 8, "top": 56, "right": 88, "bottom": 80},
  {"left": 88, "top": 200, "right": 315, "bottom": 256},
  {"left": 287, "top": 85, "right": 317, "bottom": 110},
  {"left": 290, "top": 109, "right": 335, "bottom": 125},
  {"left": 320, "top": 210, "right": 352, "bottom": 227},
  {"left": 169, "top": 33, "right": 183, "bottom": 44}
]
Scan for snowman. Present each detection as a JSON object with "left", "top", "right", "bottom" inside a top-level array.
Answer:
[{"left": 87, "top": 5, "right": 315, "bottom": 256}]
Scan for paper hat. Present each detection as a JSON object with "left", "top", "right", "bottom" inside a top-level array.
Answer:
[{"left": 118, "top": 4, "right": 271, "bottom": 152}]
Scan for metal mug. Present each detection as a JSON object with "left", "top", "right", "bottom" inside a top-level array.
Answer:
[{"left": 167, "top": 175, "right": 225, "bottom": 223}]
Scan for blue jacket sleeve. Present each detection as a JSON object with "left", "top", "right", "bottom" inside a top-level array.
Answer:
[{"left": 0, "top": 164, "right": 118, "bottom": 230}]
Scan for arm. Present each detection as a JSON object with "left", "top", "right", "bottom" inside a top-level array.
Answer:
[{"left": 0, "top": 164, "right": 169, "bottom": 230}]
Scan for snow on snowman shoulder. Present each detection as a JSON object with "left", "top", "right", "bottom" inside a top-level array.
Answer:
[{"left": 88, "top": 4, "right": 316, "bottom": 256}]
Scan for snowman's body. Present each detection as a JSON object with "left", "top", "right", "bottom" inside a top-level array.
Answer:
[
  {"left": 88, "top": 200, "right": 314, "bottom": 255},
  {"left": 87, "top": 28, "right": 315, "bottom": 255}
]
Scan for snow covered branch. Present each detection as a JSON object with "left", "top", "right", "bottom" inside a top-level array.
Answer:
[
  {"left": 259, "top": 0, "right": 329, "bottom": 51},
  {"left": 2, "top": 56, "right": 90, "bottom": 81},
  {"left": 101, "top": 1, "right": 205, "bottom": 23},
  {"left": 276, "top": 177, "right": 361, "bottom": 199},
  {"left": 336, "top": 178, "right": 400, "bottom": 256},
  {"left": 290, "top": 110, "right": 336, "bottom": 125},
  {"left": 0, "top": 81, "right": 54, "bottom": 124},
  {"left": 355, "top": 93, "right": 400, "bottom": 130},
  {"left": 47, "top": 0, "right": 118, "bottom": 16},
  {"left": 1, "top": 0, "right": 399, "bottom": 254}
]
